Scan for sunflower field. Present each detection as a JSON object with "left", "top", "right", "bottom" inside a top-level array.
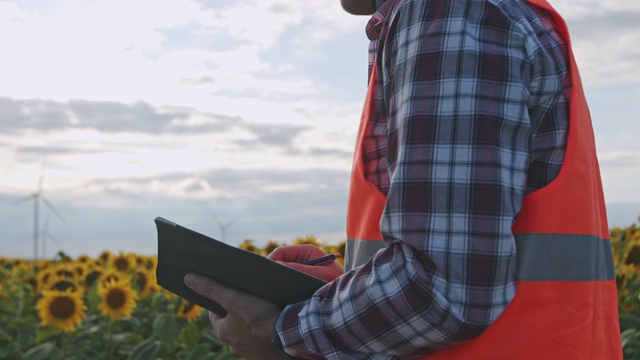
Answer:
[
  {"left": 614, "top": 219, "right": 640, "bottom": 359},
  {"left": 0, "top": 235, "right": 344, "bottom": 360},
  {"left": 3, "top": 224, "right": 640, "bottom": 359}
]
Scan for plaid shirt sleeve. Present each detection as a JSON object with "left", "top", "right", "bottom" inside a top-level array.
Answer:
[{"left": 275, "top": 0, "right": 569, "bottom": 359}]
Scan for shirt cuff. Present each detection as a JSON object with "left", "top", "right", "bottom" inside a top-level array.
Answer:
[{"left": 275, "top": 301, "right": 324, "bottom": 360}]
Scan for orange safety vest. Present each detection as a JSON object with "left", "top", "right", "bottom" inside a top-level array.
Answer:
[{"left": 344, "top": 0, "right": 622, "bottom": 358}]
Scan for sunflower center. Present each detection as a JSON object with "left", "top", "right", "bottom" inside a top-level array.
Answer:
[
  {"left": 182, "top": 302, "right": 195, "bottom": 315},
  {"left": 135, "top": 273, "right": 147, "bottom": 289},
  {"left": 85, "top": 271, "right": 101, "bottom": 287},
  {"left": 107, "top": 289, "right": 126, "bottom": 309},
  {"left": 625, "top": 245, "right": 640, "bottom": 266},
  {"left": 50, "top": 296, "right": 76, "bottom": 319},
  {"left": 114, "top": 258, "right": 129, "bottom": 271},
  {"left": 57, "top": 269, "right": 74, "bottom": 278},
  {"left": 53, "top": 280, "right": 76, "bottom": 292}
]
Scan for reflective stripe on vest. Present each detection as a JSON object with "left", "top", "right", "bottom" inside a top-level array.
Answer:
[
  {"left": 344, "top": 238, "right": 385, "bottom": 271},
  {"left": 346, "top": 234, "right": 615, "bottom": 281}
]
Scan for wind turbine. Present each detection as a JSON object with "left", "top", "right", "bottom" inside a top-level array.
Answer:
[
  {"left": 40, "top": 212, "right": 62, "bottom": 259},
  {"left": 13, "top": 164, "right": 64, "bottom": 260},
  {"left": 214, "top": 215, "right": 235, "bottom": 243}
]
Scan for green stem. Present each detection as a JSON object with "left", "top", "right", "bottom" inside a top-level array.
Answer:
[
  {"left": 13, "top": 284, "right": 24, "bottom": 355},
  {"left": 61, "top": 332, "right": 67, "bottom": 358},
  {"left": 107, "top": 319, "right": 113, "bottom": 360},
  {"left": 14, "top": 285, "right": 24, "bottom": 320}
]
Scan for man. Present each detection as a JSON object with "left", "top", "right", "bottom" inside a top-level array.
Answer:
[{"left": 185, "top": 0, "right": 622, "bottom": 358}]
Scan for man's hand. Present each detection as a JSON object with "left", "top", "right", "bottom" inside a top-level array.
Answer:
[
  {"left": 184, "top": 273, "right": 284, "bottom": 360},
  {"left": 268, "top": 244, "right": 344, "bottom": 282}
]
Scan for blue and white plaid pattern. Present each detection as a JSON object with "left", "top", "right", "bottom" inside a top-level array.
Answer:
[{"left": 277, "top": 0, "right": 570, "bottom": 358}]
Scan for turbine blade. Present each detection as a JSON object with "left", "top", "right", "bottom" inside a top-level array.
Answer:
[
  {"left": 43, "top": 212, "right": 50, "bottom": 232},
  {"left": 40, "top": 196, "right": 64, "bottom": 222},
  {"left": 37, "top": 163, "right": 46, "bottom": 193},
  {"left": 12, "top": 195, "right": 35, "bottom": 206}
]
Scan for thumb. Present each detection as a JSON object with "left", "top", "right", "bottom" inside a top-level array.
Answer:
[{"left": 184, "top": 273, "right": 234, "bottom": 309}]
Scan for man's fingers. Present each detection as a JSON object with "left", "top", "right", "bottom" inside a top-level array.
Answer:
[
  {"left": 185, "top": 273, "right": 215, "bottom": 296},
  {"left": 184, "top": 273, "right": 236, "bottom": 310},
  {"left": 185, "top": 273, "right": 268, "bottom": 314},
  {"left": 268, "top": 244, "right": 326, "bottom": 262}
]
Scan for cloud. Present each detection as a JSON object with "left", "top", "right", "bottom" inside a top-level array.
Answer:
[
  {"left": 45, "top": 166, "right": 350, "bottom": 206},
  {"left": 155, "top": 19, "right": 252, "bottom": 53},
  {"left": 0, "top": 97, "right": 239, "bottom": 135},
  {"left": 0, "top": 165, "right": 352, "bottom": 257},
  {"left": 180, "top": 76, "right": 215, "bottom": 86},
  {"left": 553, "top": 1, "right": 640, "bottom": 86},
  {"left": 599, "top": 152, "right": 640, "bottom": 169},
  {"left": 0, "top": 95, "right": 355, "bottom": 213},
  {"left": 239, "top": 122, "right": 309, "bottom": 150}
]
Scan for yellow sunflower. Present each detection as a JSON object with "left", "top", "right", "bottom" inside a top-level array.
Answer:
[
  {"left": 238, "top": 240, "right": 260, "bottom": 254},
  {"left": 135, "top": 254, "right": 146, "bottom": 267},
  {"left": 45, "top": 274, "right": 83, "bottom": 295},
  {"left": 11, "top": 261, "right": 32, "bottom": 276},
  {"left": 622, "top": 241, "right": 640, "bottom": 278},
  {"left": 97, "top": 250, "right": 113, "bottom": 266},
  {"left": 37, "top": 267, "right": 56, "bottom": 287},
  {"left": 142, "top": 256, "right": 158, "bottom": 272},
  {"left": 53, "top": 263, "right": 76, "bottom": 280},
  {"left": 35, "top": 259, "right": 51, "bottom": 271},
  {"left": 177, "top": 299, "right": 203, "bottom": 323},
  {"left": 82, "top": 266, "right": 103, "bottom": 289},
  {"left": 71, "top": 262, "right": 89, "bottom": 279},
  {"left": 12, "top": 258, "right": 25, "bottom": 268},
  {"left": 75, "top": 254, "right": 93, "bottom": 265},
  {"left": 98, "top": 279, "right": 137, "bottom": 321},
  {"left": 98, "top": 268, "right": 132, "bottom": 290},
  {"left": 292, "top": 235, "right": 321, "bottom": 247},
  {"left": 36, "top": 289, "right": 86, "bottom": 332},
  {"left": 262, "top": 241, "right": 281, "bottom": 256},
  {"left": 132, "top": 268, "right": 154, "bottom": 299},
  {"left": 108, "top": 251, "right": 136, "bottom": 274}
]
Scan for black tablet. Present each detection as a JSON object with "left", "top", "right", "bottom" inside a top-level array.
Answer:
[{"left": 154, "top": 217, "right": 327, "bottom": 316}]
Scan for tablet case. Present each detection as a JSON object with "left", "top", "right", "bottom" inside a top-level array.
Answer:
[{"left": 155, "top": 217, "right": 327, "bottom": 316}]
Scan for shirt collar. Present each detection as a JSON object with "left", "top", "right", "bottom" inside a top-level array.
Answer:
[{"left": 365, "top": 0, "right": 400, "bottom": 41}]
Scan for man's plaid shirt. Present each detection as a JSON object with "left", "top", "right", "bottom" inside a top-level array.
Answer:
[{"left": 276, "top": 0, "right": 570, "bottom": 358}]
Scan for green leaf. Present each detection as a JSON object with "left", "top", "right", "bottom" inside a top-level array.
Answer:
[
  {"left": 178, "top": 322, "right": 201, "bottom": 350},
  {"left": 201, "top": 331, "right": 225, "bottom": 351},
  {"left": 23, "top": 341, "right": 61, "bottom": 360},
  {"left": 152, "top": 313, "right": 181, "bottom": 347},
  {"left": 622, "top": 328, "right": 637, "bottom": 348},
  {"left": 128, "top": 338, "right": 163, "bottom": 360},
  {"left": 112, "top": 332, "right": 144, "bottom": 344},
  {"left": 185, "top": 344, "right": 215, "bottom": 360},
  {"left": 34, "top": 326, "right": 59, "bottom": 343},
  {"left": 620, "top": 311, "right": 640, "bottom": 332},
  {"left": 216, "top": 352, "right": 242, "bottom": 360}
]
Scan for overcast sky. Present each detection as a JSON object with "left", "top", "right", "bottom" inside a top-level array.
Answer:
[{"left": 1, "top": 0, "right": 639, "bottom": 259}]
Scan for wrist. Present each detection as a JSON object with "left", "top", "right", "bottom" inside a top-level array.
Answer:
[{"left": 270, "top": 328, "right": 305, "bottom": 360}]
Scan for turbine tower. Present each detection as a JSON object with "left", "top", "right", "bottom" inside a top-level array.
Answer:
[{"left": 14, "top": 164, "right": 63, "bottom": 260}]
